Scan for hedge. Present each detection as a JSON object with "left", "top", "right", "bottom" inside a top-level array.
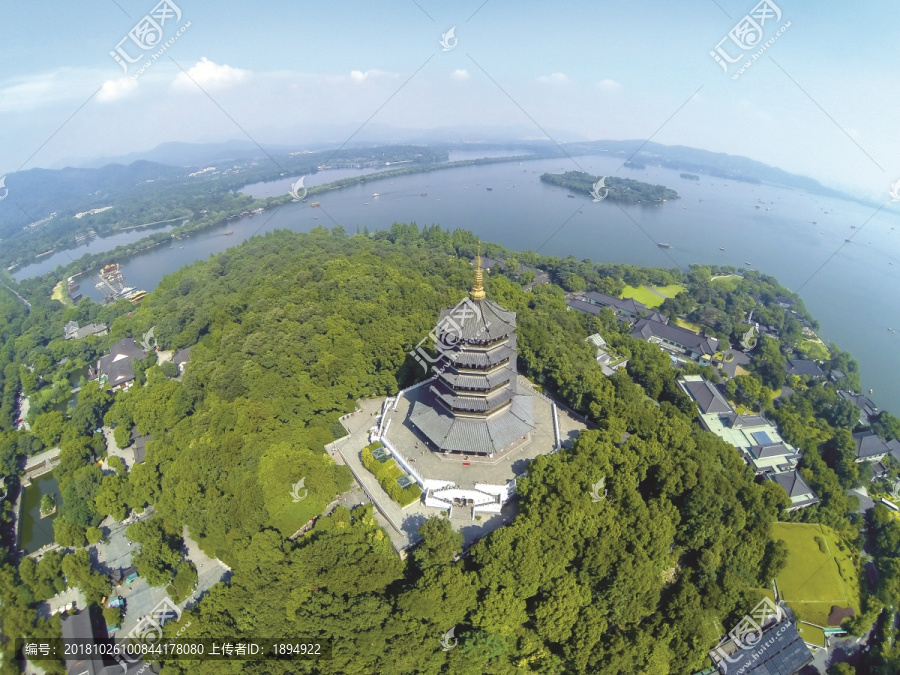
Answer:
[{"left": 361, "top": 443, "right": 422, "bottom": 507}]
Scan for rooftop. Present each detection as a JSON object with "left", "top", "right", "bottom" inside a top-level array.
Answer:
[
  {"left": 409, "top": 384, "right": 534, "bottom": 455},
  {"left": 677, "top": 375, "right": 733, "bottom": 415},
  {"left": 630, "top": 317, "right": 718, "bottom": 356},
  {"left": 581, "top": 290, "right": 647, "bottom": 315},
  {"left": 839, "top": 390, "right": 879, "bottom": 419},
  {"left": 700, "top": 410, "right": 789, "bottom": 452},
  {"left": 566, "top": 297, "right": 603, "bottom": 316},
  {"left": 438, "top": 298, "right": 516, "bottom": 342},
  {"left": 98, "top": 338, "right": 148, "bottom": 387},
  {"left": 173, "top": 346, "right": 192, "bottom": 366},
  {"left": 853, "top": 431, "right": 892, "bottom": 459},
  {"left": 720, "top": 349, "right": 752, "bottom": 378},
  {"left": 714, "top": 620, "right": 813, "bottom": 674},
  {"left": 383, "top": 376, "right": 576, "bottom": 487},
  {"left": 786, "top": 359, "right": 826, "bottom": 378},
  {"left": 64, "top": 321, "right": 108, "bottom": 340},
  {"left": 769, "top": 470, "right": 819, "bottom": 509}
]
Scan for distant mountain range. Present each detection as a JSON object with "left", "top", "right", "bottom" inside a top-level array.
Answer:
[
  {"left": 69, "top": 136, "right": 865, "bottom": 204},
  {"left": 560, "top": 139, "right": 858, "bottom": 203},
  {"left": 0, "top": 137, "right": 873, "bottom": 242}
]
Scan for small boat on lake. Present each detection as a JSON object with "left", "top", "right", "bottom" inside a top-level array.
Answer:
[{"left": 657, "top": 243, "right": 672, "bottom": 249}]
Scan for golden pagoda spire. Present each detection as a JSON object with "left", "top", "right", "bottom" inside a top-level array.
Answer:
[{"left": 470, "top": 241, "right": 486, "bottom": 300}]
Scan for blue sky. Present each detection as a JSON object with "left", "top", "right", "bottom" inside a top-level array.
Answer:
[{"left": 1, "top": 0, "right": 898, "bottom": 198}]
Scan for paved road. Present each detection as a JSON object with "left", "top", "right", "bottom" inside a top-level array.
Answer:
[
  {"left": 38, "top": 587, "right": 86, "bottom": 621},
  {"left": 850, "top": 487, "right": 875, "bottom": 513}
]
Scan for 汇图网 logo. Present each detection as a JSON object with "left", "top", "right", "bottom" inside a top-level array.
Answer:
[
  {"left": 410, "top": 297, "right": 490, "bottom": 375},
  {"left": 590, "top": 177, "right": 609, "bottom": 202},
  {"left": 439, "top": 626, "right": 458, "bottom": 651},
  {"left": 290, "top": 477, "right": 308, "bottom": 502},
  {"left": 590, "top": 477, "right": 607, "bottom": 502},
  {"left": 710, "top": 1, "right": 790, "bottom": 80},
  {"left": 289, "top": 176, "right": 308, "bottom": 202},
  {"left": 439, "top": 27, "right": 458, "bottom": 52}
]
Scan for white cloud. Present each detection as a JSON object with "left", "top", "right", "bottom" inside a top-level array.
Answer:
[
  {"left": 174, "top": 58, "right": 251, "bottom": 90},
  {"left": 597, "top": 78, "right": 622, "bottom": 90},
  {"left": 451, "top": 69, "right": 470, "bottom": 81},
  {"left": 98, "top": 77, "right": 138, "bottom": 102},
  {"left": 349, "top": 69, "right": 395, "bottom": 83},
  {"left": 536, "top": 72, "right": 569, "bottom": 85},
  {"left": 0, "top": 68, "right": 100, "bottom": 113}
]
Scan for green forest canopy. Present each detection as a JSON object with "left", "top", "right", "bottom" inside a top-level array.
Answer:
[{"left": 2, "top": 224, "right": 897, "bottom": 673}]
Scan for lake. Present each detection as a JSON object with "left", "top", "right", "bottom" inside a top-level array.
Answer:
[
  {"left": 19, "top": 475, "right": 62, "bottom": 554},
  {"left": 14, "top": 155, "right": 900, "bottom": 413}
]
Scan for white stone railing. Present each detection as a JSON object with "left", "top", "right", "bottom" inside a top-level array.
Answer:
[{"left": 552, "top": 403, "right": 561, "bottom": 452}]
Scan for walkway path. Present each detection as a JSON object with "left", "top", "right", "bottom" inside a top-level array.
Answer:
[
  {"left": 1, "top": 282, "right": 31, "bottom": 312},
  {"left": 646, "top": 286, "right": 667, "bottom": 301},
  {"left": 18, "top": 395, "right": 30, "bottom": 430},
  {"left": 328, "top": 398, "right": 421, "bottom": 551}
]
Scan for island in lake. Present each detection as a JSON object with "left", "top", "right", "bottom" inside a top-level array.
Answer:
[{"left": 540, "top": 170, "right": 679, "bottom": 203}]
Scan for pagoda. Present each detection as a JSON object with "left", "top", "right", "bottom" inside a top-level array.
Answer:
[{"left": 409, "top": 253, "right": 535, "bottom": 455}]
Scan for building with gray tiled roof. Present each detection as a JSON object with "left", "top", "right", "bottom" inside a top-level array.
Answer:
[
  {"left": 839, "top": 390, "right": 879, "bottom": 426},
  {"left": 64, "top": 320, "right": 108, "bottom": 340},
  {"left": 719, "top": 349, "right": 752, "bottom": 378},
  {"left": 786, "top": 359, "right": 826, "bottom": 378},
  {"left": 97, "top": 338, "right": 147, "bottom": 390},
  {"left": 409, "top": 258, "right": 535, "bottom": 456},
  {"left": 586, "top": 334, "right": 628, "bottom": 376},
  {"left": 677, "top": 375, "right": 804, "bottom": 479},
  {"left": 712, "top": 619, "right": 813, "bottom": 674},
  {"left": 677, "top": 375, "right": 732, "bottom": 414},
  {"left": 853, "top": 431, "right": 894, "bottom": 463},
  {"left": 769, "top": 470, "right": 820, "bottom": 511},
  {"left": 630, "top": 317, "right": 719, "bottom": 361},
  {"left": 580, "top": 290, "right": 647, "bottom": 317}
]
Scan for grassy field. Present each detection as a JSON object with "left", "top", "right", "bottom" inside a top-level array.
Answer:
[
  {"left": 653, "top": 283, "right": 686, "bottom": 298},
  {"left": 797, "top": 622, "right": 826, "bottom": 648},
  {"left": 799, "top": 339, "right": 830, "bottom": 361},
  {"left": 620, "top": 284, "right": 685, "bottom": 309},
  {"left": 51, "top": 281, "right": 73, "bottom": 307},
  {"left": 710, "top": 275, "right": 741, "bottom": 291},
  {"left": 772, "top": 522, "right": 860, "bottom": 627},
  {"left": 675, "top": 317, "right": 702, "bottom": 333}
]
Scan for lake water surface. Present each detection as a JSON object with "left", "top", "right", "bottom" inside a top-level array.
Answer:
[{"left": 19, "top": 475, "right": 61, "bottom": 554}]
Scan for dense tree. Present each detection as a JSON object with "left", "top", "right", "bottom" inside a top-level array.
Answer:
[
  {"left": 0, "top": 228, "right": 891, "bottom": 673},
  {"left": 413, "top": 517, "right": 464, "bottom": 570},
  {"left": 751, "top": 335, "right": 787, "bottom": 389},
  {"left": 61, "top": 550, "right": 110, "bottom": 604}
]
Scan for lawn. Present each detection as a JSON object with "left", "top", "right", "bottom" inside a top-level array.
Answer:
[
  {"left": 797, "top": 622, "right": 826, "bottom": 648},
  {"left": 799, "top": 339, "right": 830, "bottom": 361},
  {"left": 675, "top": 317, "right": 703, "bottom": 333},
  {"left": 710, "top": 275, "right": 741, "bottom": 291},
  {"left": 771, "top": 522, "right": 860, "bottom": 627},
  {"left": 653, "top": 283, "right": 686, "bottom": 298},
  {"left": 620, "top": 283, "right": 685, "bottom": 309},
  {"left": 51, "top": 281, "right": 73, "bottom": 307}
]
